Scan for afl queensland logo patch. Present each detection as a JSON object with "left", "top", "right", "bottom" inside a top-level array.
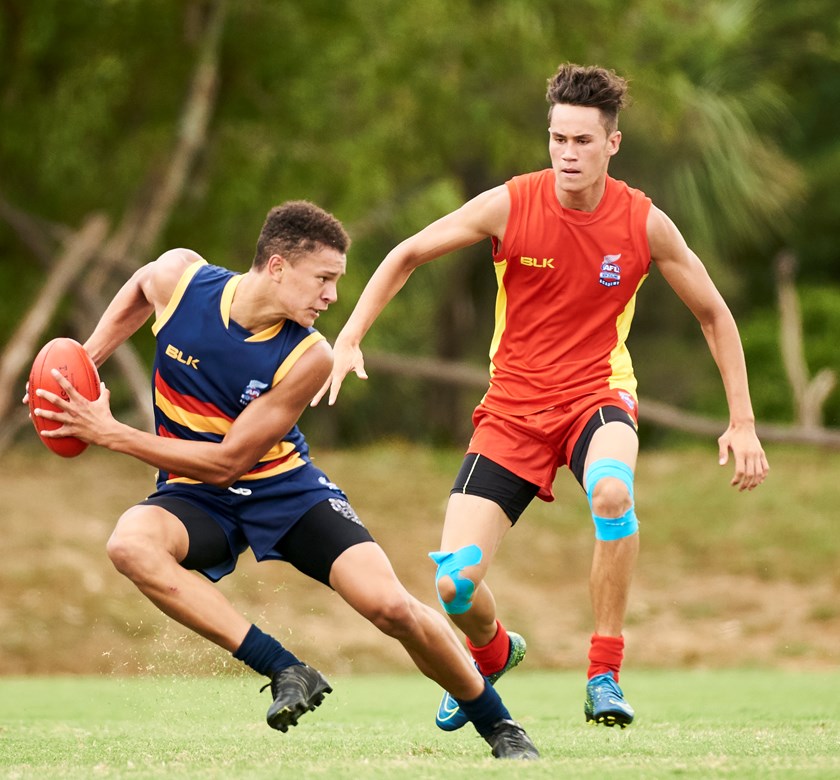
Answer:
[
  {"left": 618, "top": 390, "right": 636, "bottom": 412},
  {"left": 240, "top": 379, "right": 269, "bottom": 406},
  {"left": 599, "top": 254, "right": 622, "bottom": 287}
]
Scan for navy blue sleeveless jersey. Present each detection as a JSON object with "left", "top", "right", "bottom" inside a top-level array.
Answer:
[
  {"left": 151, "top": 260, "right": 324, "bottom": 485},
  {"left": 145, "top": 260, "right": 353, "bottom": 580}
]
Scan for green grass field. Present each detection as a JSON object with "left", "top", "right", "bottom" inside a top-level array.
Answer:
[
  {"left": 1, "top": 670, "right": 838, "bottom": 778},
  {"left": 2, "top": 444, "right": 840, "bottom": 777}
]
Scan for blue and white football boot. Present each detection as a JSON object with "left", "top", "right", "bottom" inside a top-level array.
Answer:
[
  {"left": 584, "top": 671, "right": 635, "bottom": 727},
  {"left": 435, "top": 631, "right": 527, "bottom": 732}
]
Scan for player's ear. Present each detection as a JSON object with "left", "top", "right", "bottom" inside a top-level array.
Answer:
[
  {"left": 607, "top": 130, "right": 622, "bottom": 157},
  {"left": 266, "top": 254, "right": 287, "bottom": 282}
]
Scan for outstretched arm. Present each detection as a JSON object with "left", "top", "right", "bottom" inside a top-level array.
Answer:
[
  {"left": 648, "top": 206, "right": 769, "bottom": 491},
  {"left": 312, "top": 185, "right": 510, "bottom": 406}
]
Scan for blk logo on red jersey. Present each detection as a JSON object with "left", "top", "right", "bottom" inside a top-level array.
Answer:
[{"left": 520, "top": 256, "right": 555, "bottom": 268}]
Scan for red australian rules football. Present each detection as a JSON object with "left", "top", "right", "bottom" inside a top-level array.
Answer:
[{"left": 28, "top": 337, "right": 101, "bottom": 458}]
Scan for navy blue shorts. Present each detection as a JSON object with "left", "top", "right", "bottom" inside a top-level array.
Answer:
[{"left": 140, "top": 461, "right": 371, "bottom": 582}]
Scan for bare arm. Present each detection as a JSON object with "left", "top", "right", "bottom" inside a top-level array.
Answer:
[
  {"left": 648, "top": 205, "right": 769, "bottom": 490},
  {"left": 36, "top": 339, "right": 333, "bottom": 488},
  {"left": 84, "top": 248, "right": 203, "bottom": 366},
  {"left": 312, "top": 185, "right": 510, "bottom": 405},
  {"left": 37, "top": 248, "right": 331, "bottom": 486},
  {"left": 23, "top": 250, "right": 201, "bottom": 412}
]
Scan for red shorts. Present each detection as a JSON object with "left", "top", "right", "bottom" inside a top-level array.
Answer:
[{"left": 467, "top": 390, "right": 639, "bottom": 502}]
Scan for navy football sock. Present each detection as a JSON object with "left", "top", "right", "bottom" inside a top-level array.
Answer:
[
  {"left": 454, "top": 680, "right": 512, "bottom": 737},
  {"left": 232, "top": 624, "right": 301, "bottom": 677}
]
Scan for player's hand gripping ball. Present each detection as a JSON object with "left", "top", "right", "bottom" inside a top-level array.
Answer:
[{"left": 28, "top": 337, "right": 100, "bottom": 458}]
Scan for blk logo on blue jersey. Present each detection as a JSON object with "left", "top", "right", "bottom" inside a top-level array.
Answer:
[{"left": 165, "top": 343, "right": 200, "bottom": 369}]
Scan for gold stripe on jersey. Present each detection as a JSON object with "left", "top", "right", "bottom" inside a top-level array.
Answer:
[
  {"left": 218, "top": 274, "right": 286, "bottom": 341},
  {"left": 153, "top": 260, "right": 207, "bottom": 336},
  {"left": 155, "top": 389, "right": 230, "bottom": 436},
  {"left": 272, "top": 331, "right": 325, "bottom": 385},
  {"left": 487, "top": 259, "right": 509, "bottom": 375},
  {"left": 246, "top": 321, "right": 285, "bottom": 342},
  {"left": 154, "top": 388, "right": 298, "bottom": 464},
  {"left": 238, "top": 450, "right": 306, "bottom": 480},
  {"left": 258, "top": 441, "right": 300, "bottom": 463},
  {"left": 164, "top": 449, "right": 306, "bottom": 485},
  {"left": 607, "top": 275, "right": 648, "bottom": 397},
  {"left": 219, "top": 275, "right": 240, "bottom": 328}
]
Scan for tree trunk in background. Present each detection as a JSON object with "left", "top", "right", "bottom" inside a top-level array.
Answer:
[
  {"left": 364, "top": 350, "right": 840, "bottom": 448},
  {"left": 775, "top": 250, "right": 835, "bottom": 430},
  {"left": 0, "top": 0, "right": 228, "bottom": 445}
]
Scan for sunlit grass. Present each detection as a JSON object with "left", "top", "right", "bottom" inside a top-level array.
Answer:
[{"left": 1, "top": 670, "right": 838, "bottom": 779}]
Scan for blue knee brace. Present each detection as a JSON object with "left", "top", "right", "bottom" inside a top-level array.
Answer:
[
  {"left": 428, "top": 544, "right": 483, "bottom": 615},
  {"left": 585, "top": 458, "right": 639, "bottom": 541}
]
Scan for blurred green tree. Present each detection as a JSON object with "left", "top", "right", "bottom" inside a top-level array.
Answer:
[{"left": 0, "top": 0, "right": 837, "bottom": 445}]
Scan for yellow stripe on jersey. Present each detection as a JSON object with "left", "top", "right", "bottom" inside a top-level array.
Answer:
[
  {"left": 219, "top": 275, "right": 241, "bottom": 329},
  {"left": 155, "top": 388, "right": 231, "bottom": 436},
  {"left": 607, "top": 274, "right": 648, "bottom": 397},
  {"left": 272, "top": 331, "right": 325, "bottom": 385},
  {"left": 487, "top": 260, "right": 509, "bottom": 375},
  {"left": 219, "top": 274, "right": 286, "bottom": 340},
  {"left": 155, "top": 387, "right": 298, "bottom": 462},
  {"left": 153, "top": 260, "right": 207, "bottom": 336},
  {"left": 246, "top": 321, "right": 285, "bottom": 342},
  {"left": 164, "top": 446, "right": 304, "bottom": 485},
  {"left": 479, "top": 260, "right": 510, "bottom": 406},
  {"left": 238, "top": 450, "right": 305, "bottom": 480}
]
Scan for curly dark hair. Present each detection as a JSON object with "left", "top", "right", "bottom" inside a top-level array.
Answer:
[
  {"left": 253, "top": 200, "right": 350, "bottom": 269},
  {"left": 546, "top": 63, "right": 629, "bottom": 134}
]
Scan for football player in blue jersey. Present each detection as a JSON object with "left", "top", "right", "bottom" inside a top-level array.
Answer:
[{"left": 31, "top": 200, "right": 538, "bottom": 760}]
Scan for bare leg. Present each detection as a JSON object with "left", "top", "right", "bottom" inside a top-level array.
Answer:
[
  {"left": 436, "top": 493, "right": 512, "bottom": 646},
  {"left": 106, "top": 504, "right": 251, "bottom": 652},
  {"left": 329, "top": 541, "right": 485, "bottom": 700},
  {"left": 591, "top": 535, "right": 639, "bottom": 635},
  {"left": 584, "top": 422, "right": 640, "bottom": 637}
]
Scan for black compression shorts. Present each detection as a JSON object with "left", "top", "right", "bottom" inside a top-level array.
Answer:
[
  {"left": 140, "top": 495, "right": 374, "bottom": 587},
  {"left": 450, "top": 405, "right": 638, "bottom": 523}
]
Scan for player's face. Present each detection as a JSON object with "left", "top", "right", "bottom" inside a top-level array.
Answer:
[
  {"left": 548, "top": 103, "right": 621, "bottom": 208},
  {"left": 275, "top": 246, "right": 346, "bottom": 327}
]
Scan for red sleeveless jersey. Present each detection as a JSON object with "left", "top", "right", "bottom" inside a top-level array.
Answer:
[{"left": 482, "top": 170, "right": 652, "bottom": 415}]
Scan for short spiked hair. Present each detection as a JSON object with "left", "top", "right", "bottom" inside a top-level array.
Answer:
[{"left": 546, "top": 63, "right": 629, "bottom": 134}]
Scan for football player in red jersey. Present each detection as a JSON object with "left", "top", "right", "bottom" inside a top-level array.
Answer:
[{"left": 317, "top": 64, "right": 769, "bottom": 730}]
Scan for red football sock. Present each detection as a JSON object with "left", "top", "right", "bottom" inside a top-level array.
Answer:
[
  {"left": 588, "top": 633, "right": 624, "bottom": 681},
  {"left": 467, "top": 620, "right": 510, "bottom": 677}
]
